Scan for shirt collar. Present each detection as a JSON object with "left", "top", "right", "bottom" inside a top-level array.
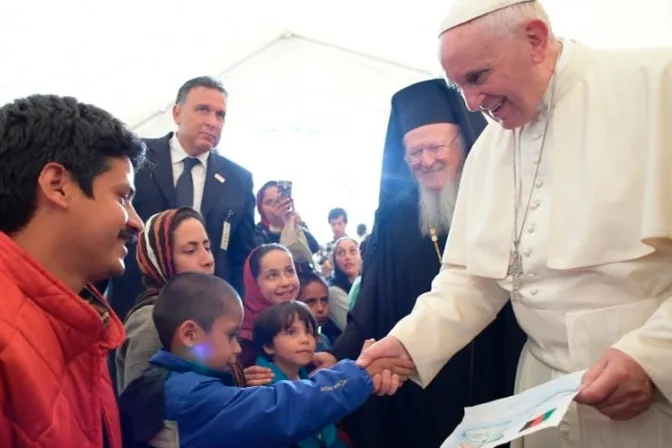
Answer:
[{"left": 170, "top": 133, "right": 210, "bottom": 166}]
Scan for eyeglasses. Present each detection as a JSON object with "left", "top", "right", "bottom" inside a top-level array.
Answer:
[{"left": 405, "top": 134, "right": 461, "bottom": 164}]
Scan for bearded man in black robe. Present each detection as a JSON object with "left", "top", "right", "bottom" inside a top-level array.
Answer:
[{"left": 314, "top": 79, "right": 526, "bottom": 448}]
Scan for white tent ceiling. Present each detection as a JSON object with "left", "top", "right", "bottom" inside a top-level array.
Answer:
[
  {"left": 1, "top": 0, "right": 670, "bottom": 127},
  {"left": 1, "top": 0, "right": 670, "bottom": 240}
]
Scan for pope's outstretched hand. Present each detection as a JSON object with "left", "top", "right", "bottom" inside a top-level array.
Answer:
[{"left": 357, "top": 336, "right": 414, "bottom": 396}]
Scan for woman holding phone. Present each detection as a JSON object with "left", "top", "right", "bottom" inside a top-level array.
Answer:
[{"left": 254, "top": 180, "right": 321, "bottom": 272}]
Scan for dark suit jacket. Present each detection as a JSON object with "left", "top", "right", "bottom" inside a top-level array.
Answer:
[{"left": 106, "top": 132, "right": 256, "bottom": 320}]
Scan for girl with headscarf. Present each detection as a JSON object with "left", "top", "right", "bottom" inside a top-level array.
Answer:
[{"left": 238, "top": 244, "right": 301, "bottom": 368}]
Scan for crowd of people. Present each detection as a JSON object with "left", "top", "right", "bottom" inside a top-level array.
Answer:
[{"left": 1, "top": 0, "right": 671, "bottom": 447}]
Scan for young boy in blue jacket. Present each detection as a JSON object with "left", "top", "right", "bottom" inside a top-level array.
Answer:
[{"left": 119, "top": 271, "right": 413, "bottom": 448}]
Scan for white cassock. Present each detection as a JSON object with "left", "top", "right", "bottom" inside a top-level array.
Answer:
[{"left": 389, "top": 40, "right": 672, "bottom": 448}]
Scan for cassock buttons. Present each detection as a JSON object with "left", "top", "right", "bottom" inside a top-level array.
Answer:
[
  {"left": 535, "top": 179, "right": 544, "bottom": 188},
  {"left": 527, "top": 225, "right": 536, "bottom": 233},
  {"left": 524, "top": 249, "right": 532, "bottom": 257}
]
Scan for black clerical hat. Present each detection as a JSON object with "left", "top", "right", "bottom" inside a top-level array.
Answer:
[
  {"left": 378, "top": 78, "right": 487, "bottom": 208},
  {"left": 392, "top": 80, "right": 458, "bottom": 135}
]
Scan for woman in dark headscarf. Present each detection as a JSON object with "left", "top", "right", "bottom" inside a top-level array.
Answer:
[{"left": 320, "top": 79, "right": 526, "bottom": 448}]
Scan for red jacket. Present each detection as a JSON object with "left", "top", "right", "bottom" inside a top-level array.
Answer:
[{"left": 0, "top": 232, "right": 124, "bottom": 447}]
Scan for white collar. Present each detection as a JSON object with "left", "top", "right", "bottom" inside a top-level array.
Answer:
[
  {"left": 556, "top": 38, "right": 574, "bottom": 73},
  {"left": 169, "top": 133, "right": 210, "bottom": 166},
  {"left": 538, "top": 38, "right": 574, "bottom": 114}
]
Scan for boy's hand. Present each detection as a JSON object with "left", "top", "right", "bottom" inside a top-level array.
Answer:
[
  {"left": 360, "top": 338, "right": 414, "bottom": 396},
  {"left": 244, "top": 366, "right": 274, "bottom": 386},
  {"left": 366, "top": 357, "right": 414, "bottom": 382},
  {"left": 312, "top": 352, "right": 338, "bottom": 370}
]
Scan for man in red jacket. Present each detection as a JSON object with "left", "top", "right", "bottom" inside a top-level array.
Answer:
[{"left": 0, "top": 94, "right": 145, "bottom": 447}]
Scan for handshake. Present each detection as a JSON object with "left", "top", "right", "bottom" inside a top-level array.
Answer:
[
  {"left": 244, "top": 336, "right": 413, "bottom": 396},
  {"left": 314, "top": 338, "right": 414, "bottom": 396}
]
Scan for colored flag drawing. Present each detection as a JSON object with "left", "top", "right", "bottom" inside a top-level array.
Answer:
[
  {"left": 440, "top": 370, "right": 587, "bottom": 448},
  {"left": 520, "top": 408, "right": 557, "bottom": 432}
]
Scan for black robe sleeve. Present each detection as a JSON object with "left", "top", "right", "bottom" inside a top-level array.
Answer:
[{"left": 331, "top": 195, "right": 425, "bottom": 360}]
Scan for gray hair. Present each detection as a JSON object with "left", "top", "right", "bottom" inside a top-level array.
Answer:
[{"left": 475, "top": 1, "right": 553, "bottom": 37}]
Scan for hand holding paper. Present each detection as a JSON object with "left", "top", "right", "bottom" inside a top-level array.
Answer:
[{"left": 574, "top": 348, "right": 653, "bottom": 421}]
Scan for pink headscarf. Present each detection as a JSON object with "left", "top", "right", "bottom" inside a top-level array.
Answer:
[{"left": 239, "top": 247, "right": 273, "bottom": 341}]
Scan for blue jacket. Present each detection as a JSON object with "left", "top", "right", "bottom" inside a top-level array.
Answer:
[{"left": 119, "top": 349, "right": 372, "bottom": 448}]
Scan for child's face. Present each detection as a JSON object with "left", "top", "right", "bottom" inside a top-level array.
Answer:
[
  {"left": 257, "top": 249, "right": 299, "bottom": 304},
  {"left": 185, "top": 300, "right": 243, "bottom": 371},
  {"left": 265, "top": 316, "right": 316, "bottom": 368},
  {"left": 297, "top": 281, "right": 329, "bottom": 326}
]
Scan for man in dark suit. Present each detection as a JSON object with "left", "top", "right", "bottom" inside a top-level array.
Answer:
[{"left": 106, "top": 76, "right": 255, "bottom": 321}]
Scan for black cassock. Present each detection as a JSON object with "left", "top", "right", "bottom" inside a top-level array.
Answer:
[{"left": 332, "top": 190, "right": 526, "bottom": 448}]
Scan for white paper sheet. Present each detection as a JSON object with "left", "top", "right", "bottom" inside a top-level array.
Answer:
[{"left": 441, "top": 369, "right": 587, "bottom": 448}]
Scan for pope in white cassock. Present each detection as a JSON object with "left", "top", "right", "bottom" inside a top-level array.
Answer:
[{"left": 357, "top": 0, "right": 672, "bottom": 447}]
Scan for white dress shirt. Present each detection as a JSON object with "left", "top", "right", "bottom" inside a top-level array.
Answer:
[{"left": 169, "top": 134, "right": 209, "bottom": 212}]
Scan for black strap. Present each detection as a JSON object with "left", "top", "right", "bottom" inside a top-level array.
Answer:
[
  {"left": 102, "top": 414, "right": 110, "bottom": 448},
  {"left": 124, "top": 292, "right": 159, "bottom": 322},
  {"left": 119, "top": 365, "right": 171, "bottom": 445}
]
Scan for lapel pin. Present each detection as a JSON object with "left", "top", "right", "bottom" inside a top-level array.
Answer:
[{"left": 214, "top": 173, "right": 225, "bottom": 184}]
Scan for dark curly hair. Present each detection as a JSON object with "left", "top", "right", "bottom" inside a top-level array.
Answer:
[{"left": 0, "top": 94, "right": 146, "bottom": 233}]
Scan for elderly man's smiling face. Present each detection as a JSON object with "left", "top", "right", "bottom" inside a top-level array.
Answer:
[
  {"left": 403, "top": 122, "right": 463, "bottom": 191},
  {"left": 439, "top": 19, "right": 553, "bottom": 129}
]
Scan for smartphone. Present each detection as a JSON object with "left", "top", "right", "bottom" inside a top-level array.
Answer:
[{"left": 277, "top": 180, "right": 293, "bottom": 199}]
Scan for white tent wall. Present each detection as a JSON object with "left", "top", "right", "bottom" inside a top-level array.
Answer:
[
  {"left": 283, "top": 0, "right": 453, "bottom": 75},
  {"left": 0, "top": 0, "right": 286, "bottom": 127},
  {"left": 544, "top": 0, "right": 672, "bottom": 49},
  {"left": 136, "top": 36, "right": 429, "bottom": 242}
]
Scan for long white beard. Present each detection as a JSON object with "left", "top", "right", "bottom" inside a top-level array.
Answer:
[{"left": 418, "top": 180, "right": 458, "bottom": 237}]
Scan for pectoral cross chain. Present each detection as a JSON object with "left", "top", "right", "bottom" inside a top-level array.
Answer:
[{"left": 507, "top": 40, "right": 563, "bottom": 302}]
